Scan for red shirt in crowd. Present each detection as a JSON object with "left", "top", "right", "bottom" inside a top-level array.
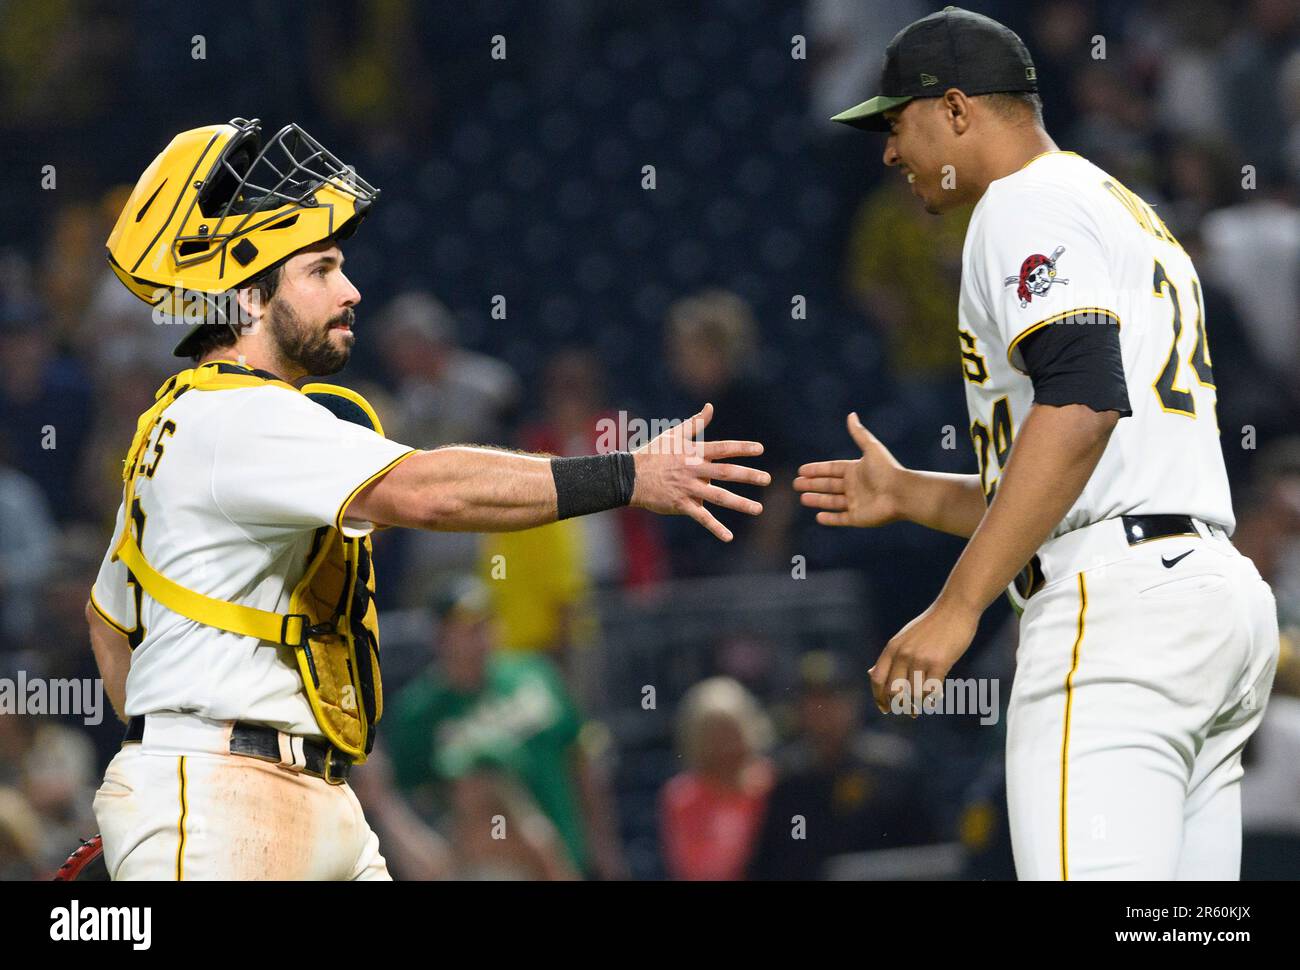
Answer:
[{"left": 659, "top": 761, "right": 773, "bottom": 880}]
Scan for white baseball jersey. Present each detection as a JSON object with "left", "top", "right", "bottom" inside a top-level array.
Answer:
[
  {"left": 955, "top": 153, "right": 1279, "bottom": 880},
  {"left": 90, "top": 378, "right": 416, "bottom": 738},
  {"left": 957, "top": 151, "right": 1234, "bottom": 538}
]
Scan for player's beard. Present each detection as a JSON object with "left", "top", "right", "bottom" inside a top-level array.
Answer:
[{"left": 265, "top": 296, "right": 353, "bottom": 377}]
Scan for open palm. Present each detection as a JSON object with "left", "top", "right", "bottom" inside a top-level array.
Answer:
[{"left": 794, "top": 412, "right": 905, "bottom": 528}]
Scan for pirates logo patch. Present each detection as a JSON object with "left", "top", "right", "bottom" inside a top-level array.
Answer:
[{"left": 1004, "top": 246, "right": 1069, "bottom": 307}]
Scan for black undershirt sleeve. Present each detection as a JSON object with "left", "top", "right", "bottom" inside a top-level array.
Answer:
[{"left": 1015, "top": 312, "right": 1132, "bottom": 416}]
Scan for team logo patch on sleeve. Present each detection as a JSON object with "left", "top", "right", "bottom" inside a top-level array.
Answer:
[{"left": 1004, "top": 245, "right": 1069, "bottom": 307}]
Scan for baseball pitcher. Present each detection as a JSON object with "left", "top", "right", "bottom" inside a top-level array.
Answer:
[
  {"left": 796, "top": 8, "right": 1279, "bottom": 879},
  {"left": 86, "top": 118, "right": 770, "bottom": 880}
]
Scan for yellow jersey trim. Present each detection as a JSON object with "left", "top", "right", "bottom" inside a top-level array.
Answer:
[
  {"left": 1018, "top": 150, "right": 1082, "bottom": 173},
  {"left": 89, "top": 588, "right": 131, "bottom": 637},
  {"left": 334, "top": 449, "right": 420, "bottom": 533},
  {"left": 1007, "top": 307, "right": 1121, "bottom": 375}
]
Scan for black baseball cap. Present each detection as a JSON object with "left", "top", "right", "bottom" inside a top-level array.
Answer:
[{"left": 831, "top": 6, "right": 1038, "bottom": 132}]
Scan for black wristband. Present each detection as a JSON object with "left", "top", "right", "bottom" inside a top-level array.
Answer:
[{"left": 552, "top": 453, "right": 637, "bottom": 520}]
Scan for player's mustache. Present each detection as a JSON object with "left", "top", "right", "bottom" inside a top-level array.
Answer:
[{"left": 325, "top": 308, "right": 355, "bottom": 330}]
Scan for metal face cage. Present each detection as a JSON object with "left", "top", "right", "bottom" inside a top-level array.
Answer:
[{"left": 171, "top": 117, "right": 379, "bottom": 271}]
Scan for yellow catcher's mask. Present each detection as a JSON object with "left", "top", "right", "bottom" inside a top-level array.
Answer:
[{"left": 106, "top": 117, "right": 378, "bottom": 357}]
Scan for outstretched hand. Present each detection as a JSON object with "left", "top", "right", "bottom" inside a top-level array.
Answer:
[
  {"left": 631, "top": 403, "right": 769, "bottom": 542},
  {"left": 794, "top": 412, "right": 907, "bottom": 528}
]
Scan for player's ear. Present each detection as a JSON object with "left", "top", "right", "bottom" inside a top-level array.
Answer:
[
  {"left": 234, "top": 284, "right": 266, "bottom": 325},
  {"left": 944, "top": 89, "right": 972, "bottom": 135}
]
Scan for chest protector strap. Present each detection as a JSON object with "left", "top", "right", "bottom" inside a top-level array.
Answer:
[{"left": 112, "top": 362, "right": 386, "bottom": 762}]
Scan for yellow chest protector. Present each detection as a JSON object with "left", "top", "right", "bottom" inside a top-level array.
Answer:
[{"left": 113, "top": 361, "right": 386, "bottom": 762}]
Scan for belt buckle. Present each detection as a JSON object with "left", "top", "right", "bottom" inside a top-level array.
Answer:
[
  {"left": 1014, "top": 554, "right": 1044, "bottom": 600},
  {"left": 322, "top": 747, "right": 346, "bottom": 786}
]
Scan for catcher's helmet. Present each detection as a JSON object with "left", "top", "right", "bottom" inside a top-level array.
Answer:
[{"left": 106, "top": 117, "right": 379, "bottom": 357}]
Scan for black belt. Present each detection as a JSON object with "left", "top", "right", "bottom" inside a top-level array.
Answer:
[
  {"left": 123, "top": 716, "right": 351, "bottom": 783},
  {"left": 1015, "top": 514, "right": 1214, "bottom": 600}
]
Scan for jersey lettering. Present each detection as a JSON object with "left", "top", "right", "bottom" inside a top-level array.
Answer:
[{"left": 959, "top": 329, "right": 990, "bottom": 384}]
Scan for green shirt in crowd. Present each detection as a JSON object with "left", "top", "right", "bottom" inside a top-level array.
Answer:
[{"left": 389, "top": 654, "right": 588, "bottom": 872}]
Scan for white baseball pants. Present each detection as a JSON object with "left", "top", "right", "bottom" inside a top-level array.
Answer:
[
  {"left": 93, "top": 712, "right": 390, "bottom": 880},
  {"left": 1007, "top": 518, "right": 1279, "bottom": 880}
]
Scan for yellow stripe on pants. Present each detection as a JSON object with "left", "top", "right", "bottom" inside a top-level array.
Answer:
[
  {"left": 176, "top": 756, "right": 188, "bottom": 881},
  {"left": 1060, "top": 573, "right": 1088, "bottom": 881}
]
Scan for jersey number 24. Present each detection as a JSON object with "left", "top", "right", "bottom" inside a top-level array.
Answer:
[{"left": 1152, "top": 258, "right": 1215, "bottom": 420}]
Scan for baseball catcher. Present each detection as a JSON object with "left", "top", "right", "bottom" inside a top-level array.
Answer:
[{"left": 83, "top": 118, "right": 769, "bottom": 880}]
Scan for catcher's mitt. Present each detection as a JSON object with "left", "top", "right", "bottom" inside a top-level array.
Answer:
[{"left": 52, "top": 834, "right": 109, "bottom": 881}]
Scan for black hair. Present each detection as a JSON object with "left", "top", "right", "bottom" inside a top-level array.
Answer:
[
  {"left": 184, "top": 262, "right": 285, "bottom": 362},
  {"left": 981, "top": 91, "right": 1044, "bottom": 127},
  {"left": 244, "top": 259, "right": 286, "bottom": 306}
]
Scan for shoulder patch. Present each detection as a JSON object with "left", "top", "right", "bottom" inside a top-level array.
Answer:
[{"left": 1003, "top": 245, "right": 1070, "bottom": 307}]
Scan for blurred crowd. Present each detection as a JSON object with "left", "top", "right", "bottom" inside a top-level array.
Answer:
[{"left": 1, "top": 0, "right": 1299, "bottom": 879}]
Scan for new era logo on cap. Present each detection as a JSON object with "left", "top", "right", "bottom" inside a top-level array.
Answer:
[{"left": 920, "top": 73, "right": 939, "bottom": 87}]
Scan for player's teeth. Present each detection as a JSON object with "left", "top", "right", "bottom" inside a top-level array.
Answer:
[{"left": 906, "top": 173, "right": 916, "bottom": 183}]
